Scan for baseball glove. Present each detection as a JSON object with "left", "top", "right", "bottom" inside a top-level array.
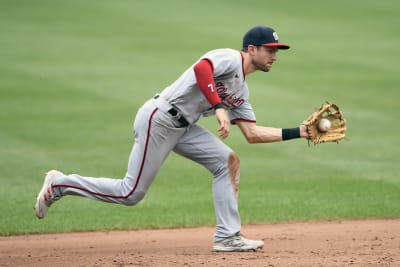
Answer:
[{"left": 303, "top": 102, "right": 347, "bottom": 144}]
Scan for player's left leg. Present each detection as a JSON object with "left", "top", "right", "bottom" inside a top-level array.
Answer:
[
  {"left": 173, "top": 124, "right": 241, "bottom": 241},
  {"left": 35, "top": 98, "right": 186, "bottom": 219}
]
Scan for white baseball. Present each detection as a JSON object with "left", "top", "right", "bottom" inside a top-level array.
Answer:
[{"left": 318, "top": 118, "right": 331, "bottom": 132}]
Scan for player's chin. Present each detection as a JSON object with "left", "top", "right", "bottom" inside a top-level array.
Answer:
[
  {"left": 260, "top": 67, "right": 271, "bottom": 72},
  {"left": 262, "top": 64, "right": 272, "bottom": 72}
]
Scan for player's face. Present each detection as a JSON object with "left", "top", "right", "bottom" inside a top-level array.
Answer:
[{"left": 251, "top": 46, "right": 278, "bottom": 72}]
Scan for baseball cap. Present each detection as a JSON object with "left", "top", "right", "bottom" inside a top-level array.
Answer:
[{"left": 242, "top": 26, "right": 290, "bottom": 50}]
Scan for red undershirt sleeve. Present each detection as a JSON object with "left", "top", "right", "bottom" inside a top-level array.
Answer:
[{"left": 193, "top": 59, "right": 223, "bottom": 109}]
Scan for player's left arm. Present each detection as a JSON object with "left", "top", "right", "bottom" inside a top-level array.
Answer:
[{"left": 235, "top": 120, "right": 308, "bottom": 143}]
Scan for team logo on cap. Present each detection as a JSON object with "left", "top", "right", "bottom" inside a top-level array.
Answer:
[{"left": 273, "top": 32, "right": 278, "bottom": 41}]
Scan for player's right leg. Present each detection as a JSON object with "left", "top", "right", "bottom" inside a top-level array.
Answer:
[{"left": 173, "top": 124, "right": 263, "bottom": 251}]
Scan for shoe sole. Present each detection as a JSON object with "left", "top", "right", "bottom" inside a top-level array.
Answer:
[
  {"left": 34, "top": 170, "right": 58, "bottom": 219},
  {"left": 213, "top": 244, "right": 263, "bottom": 252}
]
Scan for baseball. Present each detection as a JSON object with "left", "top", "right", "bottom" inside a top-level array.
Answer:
[{"left": 318, "top": 118, "right": 331, "bottom": 132}]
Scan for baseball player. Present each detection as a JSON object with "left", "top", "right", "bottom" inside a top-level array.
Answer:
[{"left": 35, "top": 26, "right": 309, "bottom": 252}]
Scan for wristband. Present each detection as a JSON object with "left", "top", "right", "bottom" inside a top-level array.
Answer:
[
  {"left": 213, "top": 103, "right": 224, "bottom": 110},
  {"left": 282, "top": 127, "right": 300, "bottom": 141}
]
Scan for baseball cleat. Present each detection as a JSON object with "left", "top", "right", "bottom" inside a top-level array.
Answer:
[
  {"left": 213, "top": 232, "right": 264, "bottom": 252},
  {"left": 34, "top": 170, "right": 62, "bottom": 219}
]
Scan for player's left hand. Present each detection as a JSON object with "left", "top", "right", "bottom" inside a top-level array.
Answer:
[
  {"left": 303, "top": 102, "right": 346, "bottom": 144},
  {"left": 299, "top": 124, "right": 309, "bottom": 139},
  {"left": 215, "top": 108, "right": 230, "bottom": 139}
]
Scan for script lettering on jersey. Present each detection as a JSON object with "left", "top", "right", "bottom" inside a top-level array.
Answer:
[{"left": 215, "top": 82, "right": 244, "bottom": 107}]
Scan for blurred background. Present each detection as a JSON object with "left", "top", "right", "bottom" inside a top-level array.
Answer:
[{"left": 0, "top": 0, "right": 399, "bottom": 235}]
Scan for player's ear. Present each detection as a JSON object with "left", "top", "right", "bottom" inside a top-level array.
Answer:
[{"left": 247, "top": 45, "right": 257, "bottom": 55}]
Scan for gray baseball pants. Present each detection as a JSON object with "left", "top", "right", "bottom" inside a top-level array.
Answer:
[{"left": 53, "top": 97, "right": 241, "bottom": 240}]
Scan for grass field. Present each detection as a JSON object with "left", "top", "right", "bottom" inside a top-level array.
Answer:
[{"left": 1, "top": 0, "right": 399, "bottom": 235}]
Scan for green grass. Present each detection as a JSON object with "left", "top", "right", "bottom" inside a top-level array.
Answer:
[{"left": 1, "top": 0, "right": 399, "bottom": 235}]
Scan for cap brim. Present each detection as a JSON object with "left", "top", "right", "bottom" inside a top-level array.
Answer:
[{"left": 262, "top": 43, "right": 290, "bottom": 50}]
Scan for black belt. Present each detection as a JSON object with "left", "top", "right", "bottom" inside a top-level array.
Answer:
[
  {"left": 154, "top": 95, "right": 189, "bottom": 127},
  {"left": 167, "top": 108, "right": 189, "bottom": 127}
]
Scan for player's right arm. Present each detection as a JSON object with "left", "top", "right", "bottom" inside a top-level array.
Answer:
[
  {"left": 193, "top": 59, "right": 230, "bottom": 139},
  {"left": 215, "top": 108, "right": 230, "bottom": 139},
  {"left": 193, "top": 59, "right": 222, "bottom": 109}
]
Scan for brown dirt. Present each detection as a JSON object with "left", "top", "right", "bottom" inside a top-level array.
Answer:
[{"left": 1, "top": 219, "right": 399, "bottom": 267}]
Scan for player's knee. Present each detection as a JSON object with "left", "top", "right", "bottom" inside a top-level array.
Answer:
[
  {"left": 125, "top": 191, "right": 146, "bottom": 206},
  {"left": 210, "top": 151, "right": 239, "bottom": 178},
  {"left": 229, "top": 152, "right": 240, "bottom": 169}
]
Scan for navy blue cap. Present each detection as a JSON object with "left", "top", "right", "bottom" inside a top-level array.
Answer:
[{"left": 242, "top": 26, "right": 290, "bottom": 50}]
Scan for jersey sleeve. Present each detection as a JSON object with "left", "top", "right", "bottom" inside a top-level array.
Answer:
[
  {"left": 227, "top": 101, "right": 256, "bottom": 124},
  {"left": 201, "top": 50, "right": 240, "bottom": 78},
  {"left": 193, "top": 59, "right": 222, "bottom": 108}
]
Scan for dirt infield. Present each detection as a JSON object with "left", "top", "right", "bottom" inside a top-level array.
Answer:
[{"left": 1, "top": 219, "right": 399, "bottom": 267}]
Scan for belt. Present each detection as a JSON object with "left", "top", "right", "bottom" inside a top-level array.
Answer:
[{"left": 153, "top": 95, "right": 189, "bottom": 127}]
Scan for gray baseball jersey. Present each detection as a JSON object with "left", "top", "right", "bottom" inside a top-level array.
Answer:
[
  {"left": 51, "top": 48, "right": 256, "bottom": 241},
  {"left": 161, "top": 48, "right": 256, "bottom": 124}
]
